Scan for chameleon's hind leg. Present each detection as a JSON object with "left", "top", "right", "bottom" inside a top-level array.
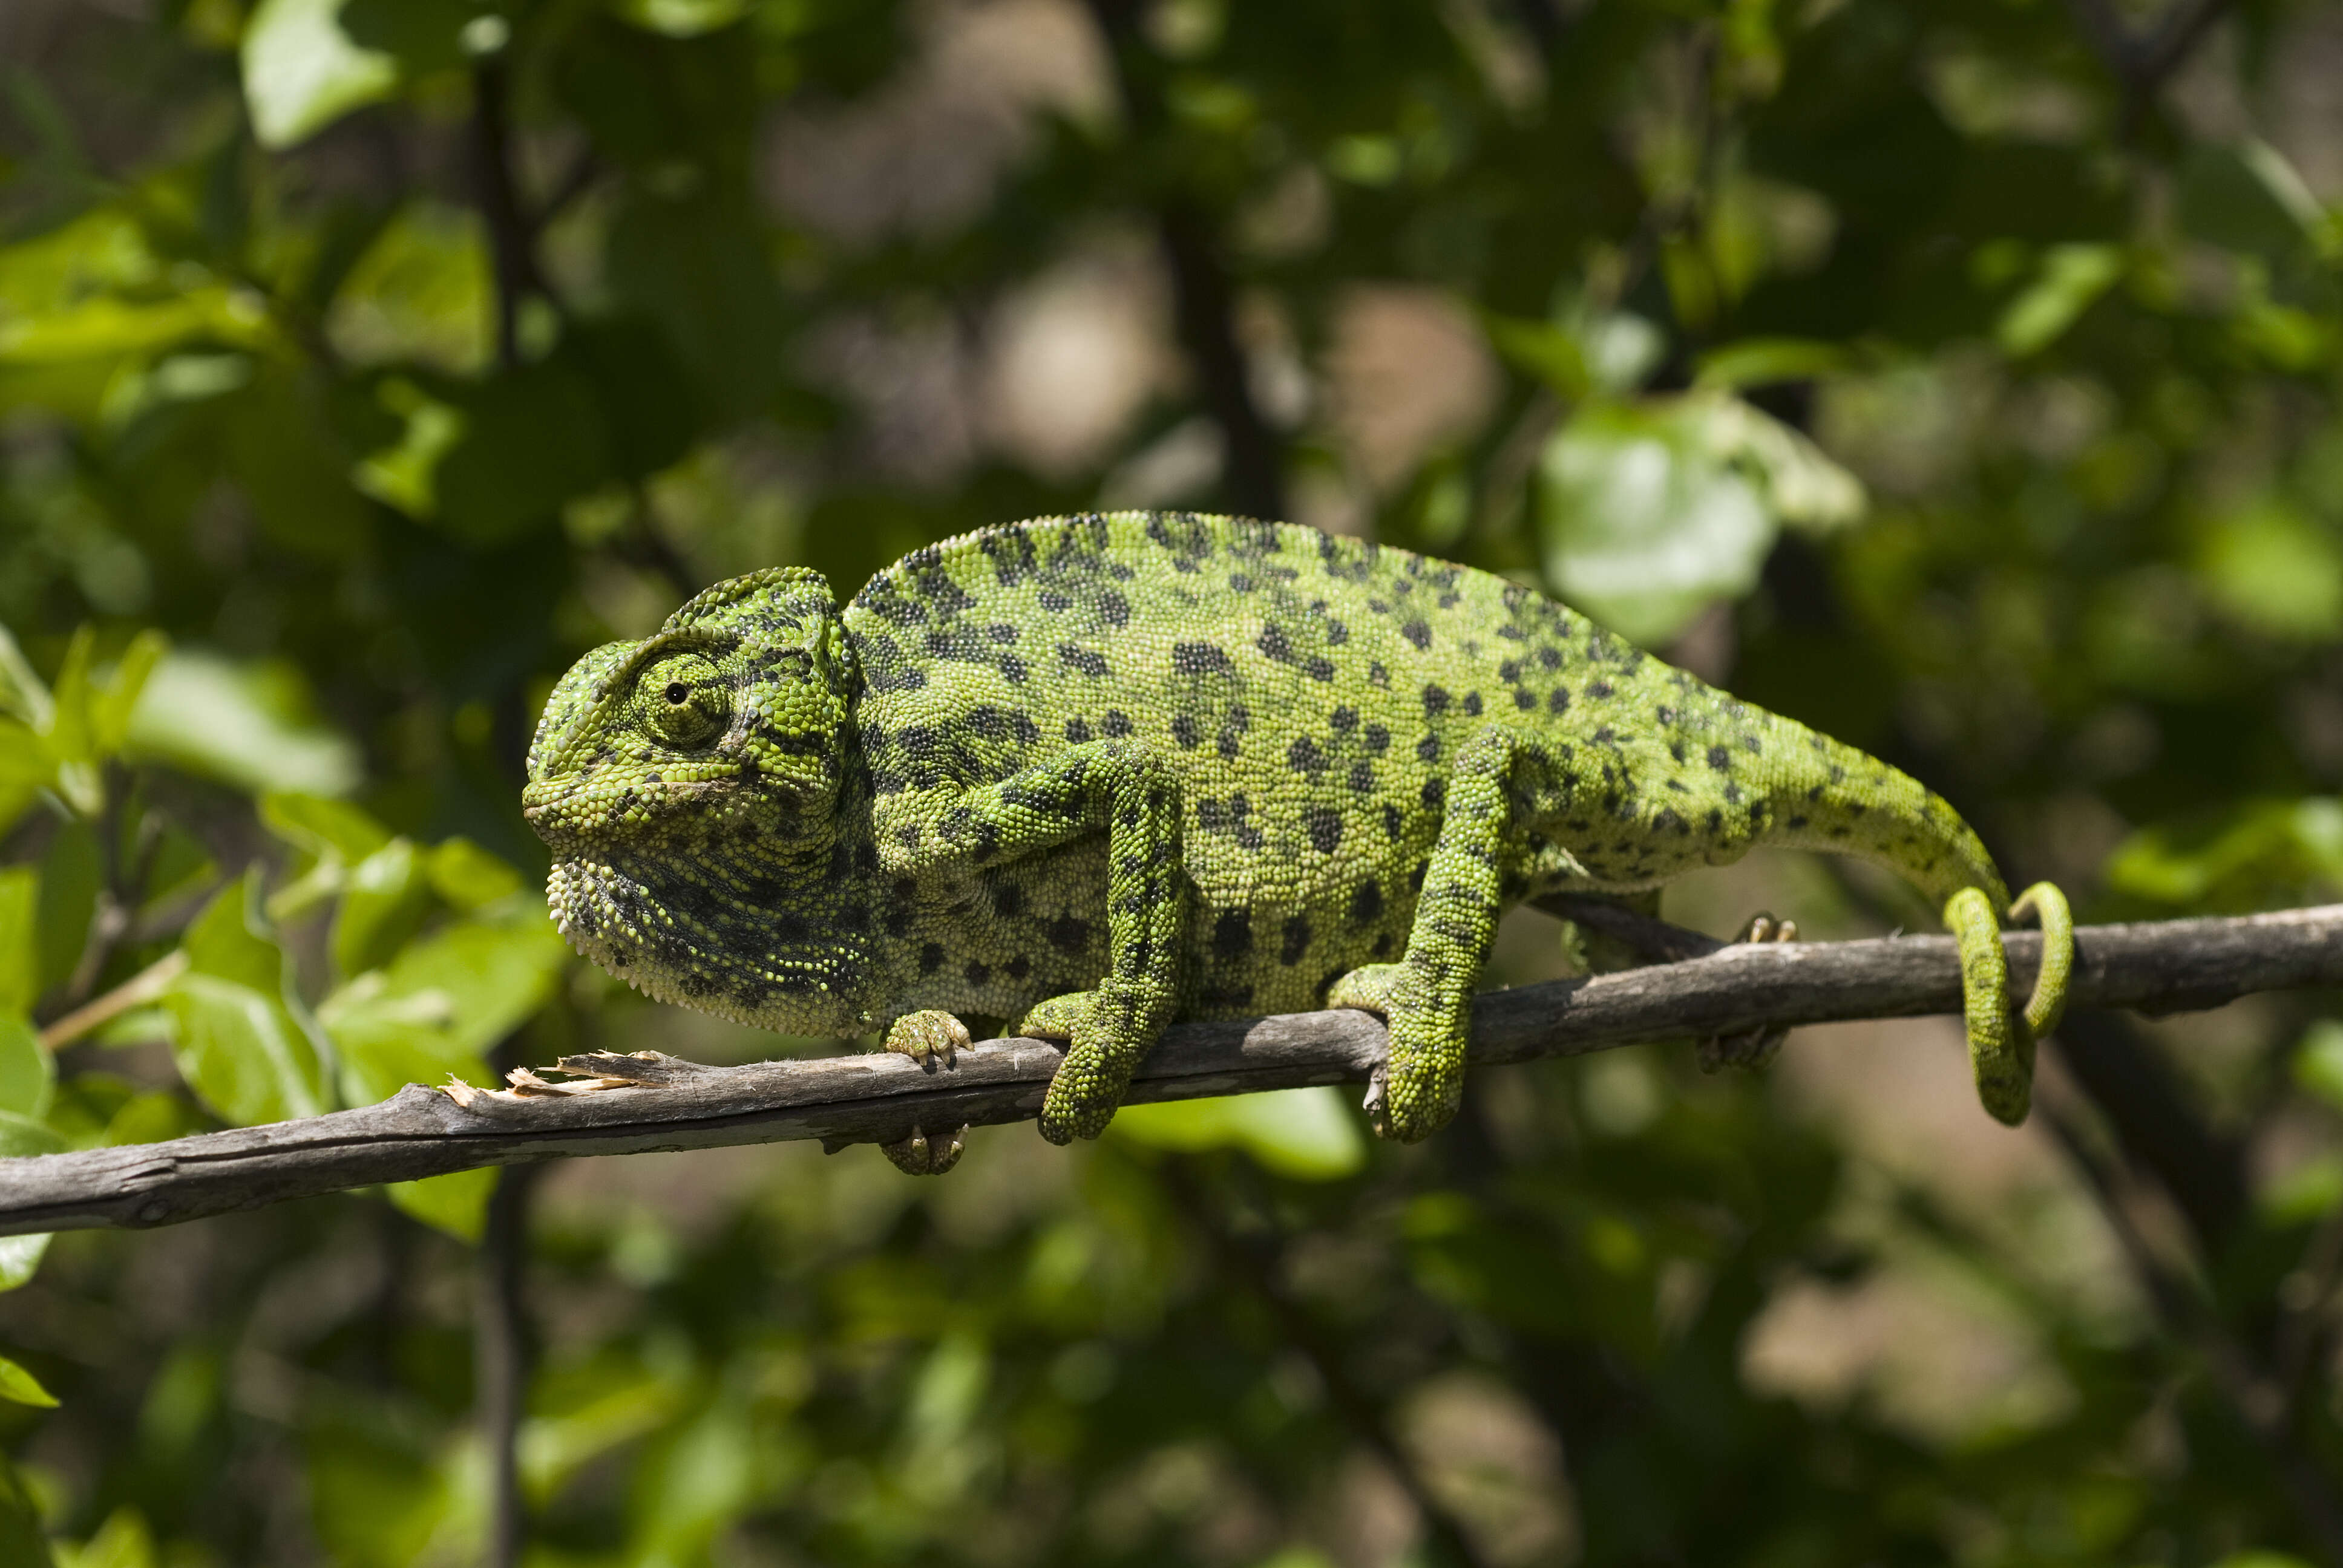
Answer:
[
  {"left": 1943, "top": 882, "right": 2074, "bottom": 1125},
  {"left": 1330, "top": 727, "right": 1524, "bottom": 1143}
]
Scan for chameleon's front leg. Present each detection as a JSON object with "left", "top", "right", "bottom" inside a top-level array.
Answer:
[
  {"left": 877, "top": 740, "right": 1185, "bottom": 1148},
  {"left": 1026, "top": 756, "right": 1185, "bottom": 1142},
  {"left": 1330, "top": 726, "right": 1521, "bottom": 1143}
]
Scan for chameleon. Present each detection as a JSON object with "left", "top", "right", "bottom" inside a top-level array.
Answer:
[{"left": 521, "top": 512, "right": 2073, "bottom": 1174}]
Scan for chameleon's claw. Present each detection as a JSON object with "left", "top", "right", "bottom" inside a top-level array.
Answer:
[
  {"left": 880, "top": 1124, "right": 967, "bottom": 1175},
  {"left": 1699, "top": 912, "right": 1799, "bottom": 1073},
  {"left": 883, "top": 1009, "right": 970, "bottom": 1067}
]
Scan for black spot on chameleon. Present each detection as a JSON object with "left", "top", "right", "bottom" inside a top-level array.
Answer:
[
  {"left": 1280, "top": 915, "right": 1312, "bottom": 965},
  {"left": 919, "top": 942, "right": 945, "bottom": 975},
  {"left": 1174, "top": 642, "right": 1236, "bottom": 676},
  {"left": 1213, "top": 910, "right": 1253, "bottom": 960},
  {"left": 1059, "top": 644, "right": 1110, "bottom": 676},
  {"left": 1103, "top": 710, "right": 1132, "bottom": 737},
  {"left": 1349, "top": 880, "right": 1384, "bottom": 926},
  {"left": 1708, "top": 745, "right": 1732, "bottom": 771},
  {"left": 1304, "top": 806, "right": 1343, "bottom": 854},
  {"left": 1065, "top": 717, "right": 1092, "bottom": 743}
]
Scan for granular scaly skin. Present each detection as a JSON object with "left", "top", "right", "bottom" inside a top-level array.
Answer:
[{"left": 523, "top": 512, "right": 2072, "bottom": 1160}]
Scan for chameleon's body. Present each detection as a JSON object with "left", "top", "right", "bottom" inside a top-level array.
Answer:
[{"left": 523, "top": 512, "right": 2069, "bottom": 1166}]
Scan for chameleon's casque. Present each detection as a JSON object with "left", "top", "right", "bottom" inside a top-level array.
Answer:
[{"left": 523, "top": 512, "right": 2069, "bottom": 1169}]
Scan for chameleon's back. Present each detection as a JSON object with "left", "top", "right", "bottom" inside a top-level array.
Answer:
[{"left": 845, "top": 511, "right": 1999, "bottom": 1019}]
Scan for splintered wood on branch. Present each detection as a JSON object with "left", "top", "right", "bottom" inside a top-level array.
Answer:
[{"left": 1, "top": 904, "right": 2337, "bottom": 1240}]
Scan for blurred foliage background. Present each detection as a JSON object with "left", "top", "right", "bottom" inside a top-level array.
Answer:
[{"left": 6, "top": 0, "right": 2343, "bottom": 1562}]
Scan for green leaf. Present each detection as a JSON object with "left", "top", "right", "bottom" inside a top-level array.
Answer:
[
  {"left": 615, "top": 0, "right": 749, "bottom": 37},
  {"left": 0, "top": 1457, "right": 52, "bottom": 1568},
  {"left": 128, "top": 653, "right": 361, "bottom": 798},
  {"left": 425, "top": 837, "right": 525, "bottom": 912},
  {"left": 321, "top": 909, "right": 567, "bottom": 1106},
  {"left": 0, "top": 1359, "right": 53, "bottom": 1406},
  {"left": 34, "top": 823, "right": 98, "bottom": 999},
  {"left": 0, "top": 1109, "right": 62, "bottom": 1158},
  {"left": 163, "top": 873, "right": 330, "bottom": 1126},
  {"left": 261, "top": 792, "right": 393, "bottom": 864},
  {"left": 0, "top": 866, "right": 37, "bottom": 1016},
  {"left": 1996, "top": 244, "right": 2122, "bottom": 358},
  {"left": 1536, "top": 398, "right": 1760, "bottom": 644},
  {"left": 1112, "top": 1087, "right": 1365, "bottom": 1181},
  {"left": 0, "top": 1234, "right": 51, "bottom": 1294},
  {"left": 240, "top": 0, "right": 399, "bottom": 150},
  {"left": 2106, "top": 798, "right": 2343, "bottom": 911},
  {"left": 1536, "top": 389, "right": 1866, "bottom": 644},
  {"left": 1694, "top": 338, "right": 1851, "bottom": 390},
  {"left": 0, "top": 1014, "right": 56, "bottom": 1120},
  {"left": 334, "top": 838, "right": 433, "bottom": 978},
  {"left": 44, "top": 629, "right": 100, "bottom": 814},
  {"left": 0, "top": 718, "right": 55, "bottom": 792},
  {"left": 2195, "top": 501, "right": 2343, "bottom": 641},
  {"left": 63, "top": 1508, "right": 157, "bottom": 1568},
  {"left": 88, "top": 630, "right": 167, "bottom": 759},
  {"left": 387, "top": 1166, "right": 497, "bottom": 1243},
  {"left": 2295, "top": 1021, "right": 2343, "bottom": 1114},
  {"left": 430, "top": 358, "right": 615, "bottom": 545},
  {"left": 0, "top": 626, "right": 53, "bottom": 730},
  {"left": 2178, "top": 142, "right": 2327, "bottom": 261}
]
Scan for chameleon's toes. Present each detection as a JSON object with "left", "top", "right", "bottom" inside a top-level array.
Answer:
[
  {"left": 1014, "top": 991, "right": 1092, "bottom": 1042},
  {"left": 1337, "top": 965, "right": 1463, "bottom": 1144},
  {"left": 880, "top": 1124, "right": 967, "bottom": 1176},
  {"left": 1699, "top": 912, "right": 1798, "bottom": 1073},
  {"left": 1328, "top": 962, "right": 1409, "bottom": 1018},
  {"left": 883, "top": 1009, "right": 970, "bottom": 1067},
  {"left": 1034, "top": 982, "right": 1165, "bottom": 1145}
]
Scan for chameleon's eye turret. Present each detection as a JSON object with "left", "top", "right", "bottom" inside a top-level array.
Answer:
[{"left": 641, "top": 652, "right": 730, "bottom": 750}]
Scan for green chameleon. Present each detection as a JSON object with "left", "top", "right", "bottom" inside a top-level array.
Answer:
[{"left": 522, "top": 512, "right": 2073, "bottom": 1174}]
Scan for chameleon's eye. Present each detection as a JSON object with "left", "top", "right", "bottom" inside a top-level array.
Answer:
[{"left": 640, "top": 653, "right": 728, "bottom": 749}]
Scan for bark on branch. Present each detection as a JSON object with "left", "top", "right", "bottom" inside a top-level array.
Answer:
[{"left": 3, "top": 904, "right": 2338, "bottom": 1239}]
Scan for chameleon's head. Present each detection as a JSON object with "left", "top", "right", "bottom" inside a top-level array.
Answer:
[{"left": 522, "top": 567, "right": 865, "bottom": 1023}]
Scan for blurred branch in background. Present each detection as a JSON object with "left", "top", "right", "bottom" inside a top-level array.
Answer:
[{"left": 1, "top": 904, "right": 2336, "bottom": 1237}]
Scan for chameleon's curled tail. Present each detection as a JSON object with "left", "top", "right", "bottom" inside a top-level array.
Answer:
[{"left": 1752, "top": 714, "right": 2074, "bottom": 1125}]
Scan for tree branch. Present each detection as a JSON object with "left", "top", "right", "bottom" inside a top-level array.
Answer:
[{"left": 1, "top": 905, "right": 2337, "bottom": 1238}]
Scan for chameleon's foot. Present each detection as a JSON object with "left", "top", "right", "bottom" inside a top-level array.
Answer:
[
  {"left": 1013, "top": 992, "right": 1089, "bottom": 1042},
  {"left": 2010, "top": 883, "right": 2073, "bottom": 1038},
  {"left": 1034, "top": 982, "right": 1173, "bottom": 1146},
  {"left": 1699, "top": 912, "right": 1798, "bottom": 1073},
  {"left": 1331, "top": 962, "right": 1464, "bottom": 1144},
  {"left": 880, "top": 1124, "right": 967, "bottom": 1176},
  {"left": 883, "top": 1009, "right": 970, "bottom": 1067}
]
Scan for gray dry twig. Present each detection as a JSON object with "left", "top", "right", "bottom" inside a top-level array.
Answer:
[{"left": 0, "top": 904, "right": 2337, "bottom": 1238}]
